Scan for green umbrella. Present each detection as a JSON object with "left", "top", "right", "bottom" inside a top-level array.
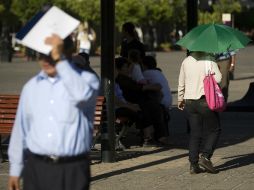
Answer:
[{"left": 176, "top": 23, "right": 251, "bottom": 53}]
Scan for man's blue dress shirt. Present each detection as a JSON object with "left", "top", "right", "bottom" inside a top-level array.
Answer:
[{"left": 8, "top": 60, "right": 100, "bottom": 176}]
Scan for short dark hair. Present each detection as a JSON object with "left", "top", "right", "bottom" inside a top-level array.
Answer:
[
  {"left": 115, "top": 57, "right": 129, "bottom": 70},
  {"left": 142, "top": 56, "right": 157, "bottom": 69},
  {"left": 122, "top": 22, "right": 136, "bottom": 36},
  {"left": 63, "top": 36, "right": 75, "bottom": 58},
  {"left": 128, "top": 49, "right": 141, "bottom": 62}
]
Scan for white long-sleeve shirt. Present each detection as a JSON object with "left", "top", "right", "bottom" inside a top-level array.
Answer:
[{"left": 178, "top": 56, "right": 222, "bottom": 101}]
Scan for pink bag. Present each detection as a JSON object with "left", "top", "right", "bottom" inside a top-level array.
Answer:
[{"left": 203, "top": 64, "right": 226, "bottom": 112}]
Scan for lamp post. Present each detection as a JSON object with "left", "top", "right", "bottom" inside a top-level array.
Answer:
[{"left": 100, "top": 0, "right": 116, "bottom": 162}]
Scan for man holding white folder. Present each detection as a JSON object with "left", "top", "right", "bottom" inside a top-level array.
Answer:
[{"left": 8, "top": 6, "right": 100, "bottom": 190}]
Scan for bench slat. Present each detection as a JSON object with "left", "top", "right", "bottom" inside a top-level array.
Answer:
[
  {"left": 0, "top": 99, "right": 19, "bottom": 103},
  {"left": 0, "top": 114, "right": 16, "bottom": 119},
  {"left": 0, "top": 109, "right": 17, "bottom": 114},
  {"left": 0, "top": 105, "right": 19, "bottom": 109},
  {"left": 0, "top": 120, "right": 15, "bottom": 124}
]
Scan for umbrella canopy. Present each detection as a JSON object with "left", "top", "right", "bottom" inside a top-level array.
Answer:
[{"left": 176, "top": 23, "right": 251, "bottom": 53}]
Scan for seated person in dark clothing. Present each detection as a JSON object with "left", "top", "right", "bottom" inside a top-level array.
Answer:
[
  {"left": 115, "top": 82, "right": 141, "bottom": 123},
  {"left": 115, "top": 82, "right": 141, "bottom": 127},
  {"left": 115, "top": 57, "right": 170, "bottom": 146},
  {"left": 115, "top": 74, "right": 153, "bottom": 146},
  {"left": 115, "top": 83, "right": 143, "bottom": 147},
  {"left": 120, "top": 22, "right": 145, "bottom": 59},
  {"left": 72, "top": 52, "right": 98, "bottom": 77},
  {"left": 115, "top": 57, "right": 161, "bottom": 104}
]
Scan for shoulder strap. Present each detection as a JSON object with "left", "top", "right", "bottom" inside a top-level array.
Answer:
[{"left": 205, "top": 61, "right": 213, "bottom": 75}]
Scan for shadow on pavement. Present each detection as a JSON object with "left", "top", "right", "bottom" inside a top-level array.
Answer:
[
  {"left": 91, "top": 146, "right": 175, "bottom": 163},
  {"left": 168, "top": 107, "right": 254, "bottom": 152},
  {"left": 217, "top": 153, "right": 254, "bottom": 172},
  {"left": 232, "top": 76, "right": 254, "bottom": 81},
  {"left": 226, "top": 82, "right": 254, "bottom": 112},
  {"left": 91, "top": 152, "right": 188, "bottom": 181}
]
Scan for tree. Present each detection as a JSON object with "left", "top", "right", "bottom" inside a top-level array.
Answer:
[
  {"left": 199, "top": 0, "right": 241, "bottom": 24},
  {"left": 11, "top": 0, "right": 53, "bottom": 24},
  {"left": 11, "top": 0, "right": 101, "bottom": 29},
  {"left": 115, "top": 0, "right": 175, "bottom": 49},
  {"left": 115, "top": 0, "right": 145, "bottom": 30},
  {"left": 169, "top": 0, "right": 186, "bottom": 30},
  {"left": 140, "top": 0, "right": 173, "bottom": 24},
  {"left": 0, "top": 3, "right": 5, "bottom": 13},
  {"left": 0, "top": 0, "right": 19, "bottom": 30},
  {"left": 64, "top": 0, "right": 100, "bottom": 25}
]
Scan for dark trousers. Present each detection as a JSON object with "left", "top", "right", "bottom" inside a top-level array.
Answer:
[
  {"left": 115, "top": 107, "right": 140, "bottom": 125},
  {"left": 23, "top": 153, "right": 91, "bottom": 190},
  {"left": 184, "top": 97, "right": 221, "bottom": 164},
  {"left": 140, "top": 100, "right": 169, "bottom": 140}
]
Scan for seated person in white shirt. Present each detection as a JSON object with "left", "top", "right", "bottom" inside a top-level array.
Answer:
[
  {"left": 142, "top": 55, "right": 172, "bottom": 109},
  {"left": 128, "top": 49, "right": 148, "bottom": 84}
]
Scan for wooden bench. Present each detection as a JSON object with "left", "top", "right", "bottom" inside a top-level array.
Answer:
[
  {"left": 0, "top": 95, "right": 20, "bottom": 161},
  {"left": 0, "top": 95, "right": 106, "bottom": 161}
]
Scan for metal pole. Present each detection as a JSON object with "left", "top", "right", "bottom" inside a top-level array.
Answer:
[
  {"left": 187, "top": 0, "right": 198, "bottom": 32},
  {"left": 100, "top": 0, "right": 116, "bottom": 162},
  {"left": 186, "top": 0, "right": 198, "bottom": 56}
]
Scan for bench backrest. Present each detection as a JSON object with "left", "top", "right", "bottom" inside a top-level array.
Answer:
[
  {"left": 94, "top": 96, "right": 106, "bottom": 136},
  {"left": 0, "top": 95, "right": 106, "bottom": 135},
  {"left": 0, "top": 95, "right": 19, "bottom": 134}
]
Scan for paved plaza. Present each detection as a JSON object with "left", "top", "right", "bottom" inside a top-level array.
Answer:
[{"left": 0, "top": 46, "right": 254, "bottom": 190}]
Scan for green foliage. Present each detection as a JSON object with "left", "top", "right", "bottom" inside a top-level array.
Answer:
[
  {"left": 169, "top": 0, "right": 186, "bottom": 27},
  {"left": 140, "top": 0, "right": 173, "bottom": 24},
  {"left": 4, "top": 0, "right": 249, "bottom": 45},
  {"left": 11, "top": 0, "right": 52, "bottom": 24},
  {"left": 115, "top": 0, "right": 145, "bottom": 29},
  {"left": 115, "top": 0, "right": 174, "bottom": 28},
  {"left": 65, "top": 0, "right": 100, "bottom": 24},
  {"left": 0, "top": 4, "right": 5, "bottom": 13},
  {"left": 213, "top": 0, "right": 241, "bottom": 13},
  {"left": 0, "top": 0, "right": 18, "bottom": 26},
  {"left": 199, "top": 0, "right": 242, "bottom": 24},
  {"left": 5, "top": 0, "right": 180, "bottom": 33},
  {"left": 11, "top": 0, "right": 100, "bottom": 25}
]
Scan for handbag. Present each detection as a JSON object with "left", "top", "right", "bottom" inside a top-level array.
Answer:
[{"left": 203, "top": 62, "right": 226, "bottom": 112}]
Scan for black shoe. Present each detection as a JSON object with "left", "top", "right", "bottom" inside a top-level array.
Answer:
[
  {"left": 199, "top": 155, "right": 218, "bottom": 174},
  {"left": 143, "top": 139, "right": 158, "bottom": 147},
  {"left": 190, "top": 164, "right": 204, "bottom": 174}
]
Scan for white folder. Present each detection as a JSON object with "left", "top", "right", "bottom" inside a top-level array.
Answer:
[{"left": 16, "top": 6, "right": 80, "bottom": 55}]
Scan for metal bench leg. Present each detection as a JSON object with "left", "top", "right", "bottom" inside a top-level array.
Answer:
[
  {"left": 115, "top": 124, "right": 129, "bottom": 151},
  {"left": 0, "top": 135, "right": 6, "bottom": 162},
  {"left": 91, "top": 132, "right": 101, "bottom": 151}
]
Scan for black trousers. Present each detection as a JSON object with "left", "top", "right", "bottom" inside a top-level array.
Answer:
[
  {"left": 115, "top": 107, "right": 140, "bottom": 125},
  {"left": 184, "top": 97, "right": 221, "bottom": 164},
  {"left": 23, "top": 152, "right": 91, "bottom": 190},
  {"left": 140, "top": 99, "right": 169, "bottom": 140}
]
